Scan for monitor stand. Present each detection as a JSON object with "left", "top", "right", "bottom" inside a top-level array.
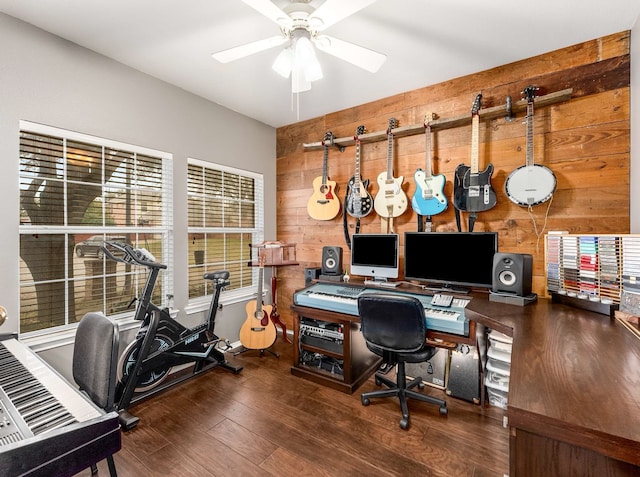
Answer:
[
  {"left": 421, "top": 283, "right": 470, "bottom": 294},
  {"left": 364, "top": 278, "right": 401, "bottom": 288}
]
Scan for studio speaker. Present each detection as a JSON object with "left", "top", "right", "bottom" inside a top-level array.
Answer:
[
  {"left": 321, "top": 246, "right": 342, "bottom": 276},
  {"left": 492, "top": 252, "right": 533, "bottom": 296}
]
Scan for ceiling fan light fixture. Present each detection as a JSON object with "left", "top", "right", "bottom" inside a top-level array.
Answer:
[{"left": 272, "top": 47, "right": 294, "bottom": 78}]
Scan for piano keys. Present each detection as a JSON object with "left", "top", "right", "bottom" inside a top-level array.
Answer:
[
  {"left": 0, "top": 335, "right": 121, "bottom": 477},
  {"left": 293, "top": 282, "right": 470, "bottom": 336}
]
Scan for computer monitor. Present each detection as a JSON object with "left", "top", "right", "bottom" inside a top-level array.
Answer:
[
  {"left": 404, "top": 232, "right": 498, "bottom": 292},
  {"left": 350, "top": 233, "right": 399, "bottom": 284}
]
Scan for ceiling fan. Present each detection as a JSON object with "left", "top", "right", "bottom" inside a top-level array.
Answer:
[{"left": 212, "top": 0, "right": 386, "bottom": 93}]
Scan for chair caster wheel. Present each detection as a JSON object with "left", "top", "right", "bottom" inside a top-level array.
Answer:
[
  {"left": 400, "top": 417, "right": 410, "bottom": 430},
  {"left": 374, "top": 376, "right": 382, "bottom": 386},
  {"left": 361, "top": 396, "right": 370, "bottom": 406},
  {"left": 418, "top": 382, "right": 425, "bottom": 390},
  {"left": 439, "top": 406, "right": 448, "bottom": 415}
]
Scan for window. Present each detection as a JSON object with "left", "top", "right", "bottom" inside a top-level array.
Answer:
[
  {"left": 19, "top": 121, "right": 173, "bottom": 335},
  {"left": 187, "top": 159, "right": 263, "bottom": 300}
]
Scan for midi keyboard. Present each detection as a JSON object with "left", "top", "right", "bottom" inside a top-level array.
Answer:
[{"left": 293, "top": 283, "right": 469, "bottom": 336}]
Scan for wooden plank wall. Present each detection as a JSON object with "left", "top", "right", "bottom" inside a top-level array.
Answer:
[{"left": 274, "top": 32, "right": 630, "bottom": 328}]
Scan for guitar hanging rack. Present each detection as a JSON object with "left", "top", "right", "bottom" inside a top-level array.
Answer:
[{"left": 302, "top": 88, "right": 573, "bottom": 151}]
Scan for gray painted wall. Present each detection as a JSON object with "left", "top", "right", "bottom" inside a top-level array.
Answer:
[{"left": 0, "top": 13, "right": 276, "bottom": 379}]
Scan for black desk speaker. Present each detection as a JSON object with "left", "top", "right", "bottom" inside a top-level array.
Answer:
[
  {"left": 492, "top": 252, "right": 533, "bottom": 296},
  {"left": 321, "top": 246, "right": 342, "bottom": 276}
]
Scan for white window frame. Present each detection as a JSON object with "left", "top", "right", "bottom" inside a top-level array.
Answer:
[{"left": 19, "top": 120, "right": 173, "bottom": 348}]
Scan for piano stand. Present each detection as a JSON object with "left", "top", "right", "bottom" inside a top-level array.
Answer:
[
  {"left": 233, "top": 345, "right": 280, "bottom": 359},
  {"left": 118, "top": 409, "right": 140, "bottom": 432}
]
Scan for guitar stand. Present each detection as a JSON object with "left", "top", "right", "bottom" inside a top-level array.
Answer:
[{"left": 233, "top": 345, "right": 280, "bottom": 359}]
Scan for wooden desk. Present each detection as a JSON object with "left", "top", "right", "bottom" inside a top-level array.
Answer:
[
  {"left": 466, "top": 298, "right": 640, "bottom": 477},
  {"left": 290, "top": 304, "right": 382, "bottom": 394}
]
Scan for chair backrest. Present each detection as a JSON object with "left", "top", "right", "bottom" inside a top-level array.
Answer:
[
  {"left": 73, "top": 312, "right": 120, "bottom": 411},
  {"left": 357, "top": 293, "right": 427, "bottom": 353}
]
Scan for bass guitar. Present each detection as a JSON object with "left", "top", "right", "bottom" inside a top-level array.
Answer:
[
  {"left": 345, "top": 125, "right": 373, "bottom": 218},
  {"left": 374, "top": 117, "right": 408, "bottom": 219},
  {"left": 307, "top": 131, "right": 341, "bottom": 220},
  {"left": 453, "top": 93, "right": 497, "bottom": 228},
  {"left": 412, "top": 112, "right": 447, "bottom": 217},
  {"left": 505, "top": 85, "right": 556, "bottom": 206},
  {"left": 239, "top": 255, "right": 276, "bottom": 350}
]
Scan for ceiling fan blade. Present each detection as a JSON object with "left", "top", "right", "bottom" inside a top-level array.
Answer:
[
  {"left": 314, "top": 35, "right": 386, "bottom": 73},
  {"left": 212, "top": 36, "right": 287, "bottom": 63},
  {"left": 309, "top": 0, "right": 377, "bottom": 31},
  {"left": 241, "top": 0, "right": 292, "bottom": 28}
]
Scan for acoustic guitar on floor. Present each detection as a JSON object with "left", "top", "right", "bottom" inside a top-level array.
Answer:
[
  {"left": 307, "top": 131, "right": 341, "bottom": 221},
  {"left": 239, "top": 255, "right": 276, "bottom": 350}
]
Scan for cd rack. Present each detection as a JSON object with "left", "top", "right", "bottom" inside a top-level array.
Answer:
[{"left": 545, "top": 233, "right": 640, "bottom": 309}]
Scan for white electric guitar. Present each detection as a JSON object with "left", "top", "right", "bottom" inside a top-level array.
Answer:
[
  {"left": 374, "top": 117, "right": 408, "bottom": 219},
  {"left": 505, "top": 85, "right": 556, "bottom": 206}
]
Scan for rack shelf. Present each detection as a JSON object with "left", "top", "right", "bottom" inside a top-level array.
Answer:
[{"left": 302, "top": 88, "right": 573, "bottom": 151}]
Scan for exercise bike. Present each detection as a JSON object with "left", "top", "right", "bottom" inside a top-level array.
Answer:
[{"left": 101, "top": 241, "right": 243, "bottom": 430}]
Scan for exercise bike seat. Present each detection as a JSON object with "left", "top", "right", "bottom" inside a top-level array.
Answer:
[{"left": 204, "top": 270, "right": 230, "bottom": 281}]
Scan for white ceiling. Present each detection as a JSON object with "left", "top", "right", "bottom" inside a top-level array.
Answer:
[{"left": 0, "top": 0, "right": 638, "bottom": 128}]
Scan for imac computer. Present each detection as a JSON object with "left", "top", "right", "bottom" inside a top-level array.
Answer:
[
  {"left": 350, "top": 233, "right": 400, "bottom": 287},
  {"left": 404, "top": 232, "right": 498, "bottom": 293}
]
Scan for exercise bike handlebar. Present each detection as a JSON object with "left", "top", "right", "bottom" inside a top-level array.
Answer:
[{"left": 101, "top": 241, "right": 167, "bottom": 270}]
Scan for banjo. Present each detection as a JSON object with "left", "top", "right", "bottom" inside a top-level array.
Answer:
[{"left": 505, "top": 85, "right": 556, "bottom": 206}]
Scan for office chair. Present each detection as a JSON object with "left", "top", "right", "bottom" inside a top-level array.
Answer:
[
  {"left": 73, "top": 312, "right": 121, "bottom": 476},
  {"left": 358, "top": 293, "right": 448, "bottom": 430}
]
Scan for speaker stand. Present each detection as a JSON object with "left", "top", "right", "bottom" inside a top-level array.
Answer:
[
  {"left": 489, "top": 291, "right": 538, "bottom": 306},
  {"left": 319, "top": 274, "right": 343, "bottom": 282}
]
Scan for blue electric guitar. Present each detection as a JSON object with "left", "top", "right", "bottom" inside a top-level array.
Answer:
[{"left": 412, "top": 112, "right": 447, "bottom": 217}]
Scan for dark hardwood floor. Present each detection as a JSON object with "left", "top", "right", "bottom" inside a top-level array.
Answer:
[{"left": 77, "top": 339, "right": 509, "bottom": 477}]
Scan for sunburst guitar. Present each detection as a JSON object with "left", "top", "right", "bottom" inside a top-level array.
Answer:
[
  {"left": 412, "top": 112, "right": 447, "bottom": 216},
  {"left": 307, "top": 131, "right": 341, "bottom": 220},
  {"left": 505, "top": 85, "right": 556, "bottom": 206},
  {"left": 239, "top": 256, "right": 276, "bottom": 350},
  {"left": 374, "top": 117, "right": 408, "bottom": 218},
  {"left": 346, "top": 125, "right": 373, "bottom": 218}
]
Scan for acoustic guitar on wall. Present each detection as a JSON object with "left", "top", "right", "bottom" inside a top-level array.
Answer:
[
  {"left": 307, "top": 131, "right": 341, "bottom": 221},
  {"left": 239, "top": 255, "right": 276, "bottom": 351},
  {"left": 374, "top": 117, "right": 408, "bottom": 220}
]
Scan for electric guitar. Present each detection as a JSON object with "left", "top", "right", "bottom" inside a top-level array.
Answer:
[
  {"left": 345, "top": 125, "right": 373, "bottom": 218},
  {"left": 239, "top": 255, "right": 276, "bottom": 350},
  {"left": 374, "top": 117, "right": 408, "bottom": 219},
  {"left": 505, "top": 85, "right": 556, "bottom": 206},
  {"left": 453, "top": 93, "right": 497, "bottom": 215},
  {"left": 307, "top": 131, "right": 341, "bottom": 221},
  {"left": 412, "top": 112, "right": 448, "bottom": 217}
]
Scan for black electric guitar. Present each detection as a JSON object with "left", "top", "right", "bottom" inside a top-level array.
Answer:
[
  {"left": 307, "top": 131, "right": 341, "bottom": 220},
  {"left": 345, "top": 125, "right": 373, "bottom": 218},
  {"left": 453, "top": 93, "right": 497, "bottom": 220}
]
